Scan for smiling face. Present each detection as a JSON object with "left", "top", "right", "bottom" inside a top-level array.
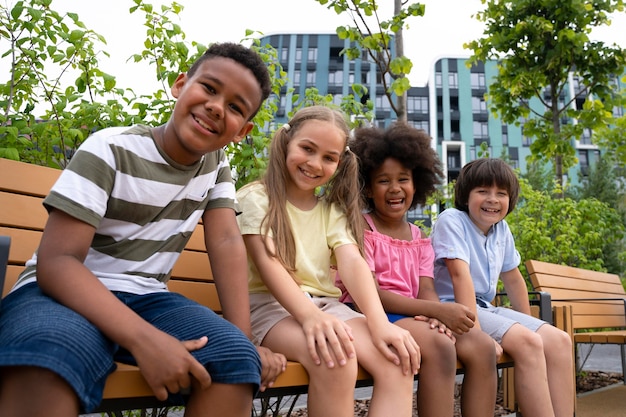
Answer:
[
  {"left": 284, "top": 119, "right": 345, "bottom": 199},
  {"left": 368, "top": 158, "right": 415, "bottom": 222},
  {"left": 162, "top": 56, "right": 262, "bottom": 165},
  {"left": 467, "top": 184, "right": 510, "bottom": 235}
]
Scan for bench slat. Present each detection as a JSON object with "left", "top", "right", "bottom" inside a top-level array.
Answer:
[
  {"left": 0, "top": 158, "right": 59, "bottom": 197},
  {"left": 0, "top": 192, "right": 48, "bottom": 230}
]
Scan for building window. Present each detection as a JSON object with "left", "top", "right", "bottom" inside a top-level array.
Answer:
[
  {"left": 306, "top": 71, "right": 316, "bottom": 85},
  {"left": 281, "top": 47, "right": 288, "bottom": 62},
  {"left": 502, "top": 129, "right": 508, "bottom": 146},
  {"left": 377, "top": 71, "right": 392, "bottom": 85},
  {"left": 448, "top": 150, "right": 461, "bottom": 169},
  {"left": 328, "top": 70, "right": 343, "bottom": 86},
  {"left": 473, "top": 121, "right": 489, "bottom": 139},
  {"left": 410, "top": 120, "right": 429, "bottom": 134},
  {"left": 375, "top": 96, "right": 392, "bottom": 111},
  {"left": 448, "top": 72, "right": 458, "bottom": 89},
  {"left": 471, "top": 72, "right": 486, "bottom": 89},
  {"left": 435, "top": 72, "right": 443, "bottom": 88},
  {"left": 293, "top": 70, "right": 301, "bottom": 85},
  {"left": 307, "top": 48, "right": 318, "bottom": 62},
  {"left": 471, "top": 96, "right": 487, "bottom": 114},
  {"left": 295, "top": 48, "right": 302, "bottom": 63},
  {"left": 407, "top": 96, "right": 428, "bottom": 114}
]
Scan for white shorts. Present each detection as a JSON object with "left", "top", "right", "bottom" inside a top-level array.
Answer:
[
  {"left": 249, "top": 292, "right": 364, "bottom": 345},
  {"left": 477, "top": 304, "right": 547, "bottom": 344}
]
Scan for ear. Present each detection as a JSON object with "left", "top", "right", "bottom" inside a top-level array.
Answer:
[
  {"left": 233, "top": 121, "right": 254, "bottom": 144},
  {"left": 171, "top": 73, "right": 187, "bottom": 98}
]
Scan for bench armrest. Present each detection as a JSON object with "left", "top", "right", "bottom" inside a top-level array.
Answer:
[
  {"left": 495, "top": 290, "right": 553, "bottom": 324},
  {"left": 0, "top": 235, "right": 10, "bottom": 305}
]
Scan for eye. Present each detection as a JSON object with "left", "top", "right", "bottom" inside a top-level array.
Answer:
[
  {"left": 201, "top": 82, "right": 216, "bottom": 94},
  {"left": 229, "top": 103, "right": 244, "bottom": 115}
]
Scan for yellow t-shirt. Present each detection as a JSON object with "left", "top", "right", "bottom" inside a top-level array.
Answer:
[{"left": 236, "top": 182, "right": 355, "bottom": 297}]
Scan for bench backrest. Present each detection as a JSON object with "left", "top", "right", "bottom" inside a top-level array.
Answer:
[
  {"left": 0, "top": 158, "right": 220, "bottom": 312},
  {"left": 526, "top": 259, "right": 625, "bottom": 330}
]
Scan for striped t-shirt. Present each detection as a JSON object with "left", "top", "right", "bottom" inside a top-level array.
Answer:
[{"left": 15, "top": 125, "right": 237, "bottom": 294}]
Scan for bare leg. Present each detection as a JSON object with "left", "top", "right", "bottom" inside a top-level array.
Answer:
[
  {"left": 184, "top": 381, "right": 253, "bottom": 417},
  {"left": 347, "top": 317, "right": 415, "bottom": 417},
  {"left": 0, "top": 366, "right": 79, "bottom": 417},
  {"left": 455, "top": 328, "right": 498, "bottom": 417},
  {"left": 537, "top": 325, "right": 575, "bottom": 417},
  {"left": 501, "top": 324, "right": 555, "bottom": 417},
  {"left": 395, "top": 318, "right": 456, "bottom": 416},
  {"left": 262, "top": 317, "right": 357, "bottom": 417}
]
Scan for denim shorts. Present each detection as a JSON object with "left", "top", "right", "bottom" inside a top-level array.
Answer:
[
  {"left": 477, "top": 304, "right": 547, "bottom": 343},
  {"left": 0, "top": 283, "right": 261, "bottom": 412}
]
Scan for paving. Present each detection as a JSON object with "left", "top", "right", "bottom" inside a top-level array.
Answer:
[{"left": 574, "top": 343, "right": 625, "bottom": 417}]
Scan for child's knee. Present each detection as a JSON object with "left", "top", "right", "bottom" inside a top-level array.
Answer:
[
  {"left": 427, "top": 335, "right": 457, "bottom": 371},
  {"left": 542, "top": 325, "right": 573, "bottom": 353},
  {"left": 307, "top": 359, "right": 359, "bottom": 386}
]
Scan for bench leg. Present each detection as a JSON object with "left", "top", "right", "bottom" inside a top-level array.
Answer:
[
  {"left": 501, "top": 367, "right": 517, "bottom": 412},
  {"left": 620, "top": 345, "right": 626, "bottom": 385}
]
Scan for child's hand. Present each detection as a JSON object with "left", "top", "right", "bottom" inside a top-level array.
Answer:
[
  {"left": 434, "top": 302, "right": 476, "bottom": 334},
  {"left": 370, "top": 321, "right": 421, "bottom": 376},
  {"left": 302, "top": 310, "right": 355, "bottom": 368},
  {"left": 414, "top": 316, "right": 457, "bottom": 343},
  {"left": 257, "top": 346, "right": 287, "bottom": 392},
  {"left": 132, "top": 331, "right": 212, "bottom": 401}
]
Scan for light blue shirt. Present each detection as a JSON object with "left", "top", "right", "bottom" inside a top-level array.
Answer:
[{"left": 431, "top": 208, "right": 520, "bottom": 307}]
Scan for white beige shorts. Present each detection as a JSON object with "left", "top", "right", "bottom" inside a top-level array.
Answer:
[{"left": 249, "top": 292, "right": 364, "bottom": 345}]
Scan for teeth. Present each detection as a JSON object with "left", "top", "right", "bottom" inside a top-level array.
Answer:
[
  {"left": 194, "top": 116, "right": 214, "bottom": 132},
  {"left": 300, "top": 168, "right": 316, "bottom": 178}
]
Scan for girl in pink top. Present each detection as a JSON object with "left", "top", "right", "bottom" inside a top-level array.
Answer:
[{"left": 337, "top": 123, "right": 498, "bottom": 417}]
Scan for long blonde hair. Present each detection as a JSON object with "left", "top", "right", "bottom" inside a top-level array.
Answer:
[{"left": 258, "top": 105, "right": 365, "bottom": 275}]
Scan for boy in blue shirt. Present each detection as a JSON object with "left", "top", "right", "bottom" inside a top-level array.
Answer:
[{"left": 432, "top": 158, "right": 574, "bottom": 417}]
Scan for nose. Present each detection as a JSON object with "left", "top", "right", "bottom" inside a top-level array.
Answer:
[
  {"left": 206, "top": 98, "right": 224, "bottom": 119},
  {"left": 486, "top": 191, "right": 498, "bottom": 201},
  {"left": 307, "top": 154, "right": 322, "bottom": 171}
]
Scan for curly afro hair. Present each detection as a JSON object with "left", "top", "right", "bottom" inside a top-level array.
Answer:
[{"left": 350, "top": 123, "right": 444, "bottom": 211}]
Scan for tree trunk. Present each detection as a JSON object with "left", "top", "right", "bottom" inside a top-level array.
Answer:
[{"left": 394, "top": 0, "right": 407, "bottom": 123}]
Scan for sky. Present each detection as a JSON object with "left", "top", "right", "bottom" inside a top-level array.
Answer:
[{"left": 25, "top": 0, "right": 626, "bottom": 95}]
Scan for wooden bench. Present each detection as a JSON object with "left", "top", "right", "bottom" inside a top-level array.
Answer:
[
  {"left": 527, "top": 259, "right": 625, "bottom": 381},
  {"left": 0, "top": 157, "right": 551, "bottom": 415}
]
